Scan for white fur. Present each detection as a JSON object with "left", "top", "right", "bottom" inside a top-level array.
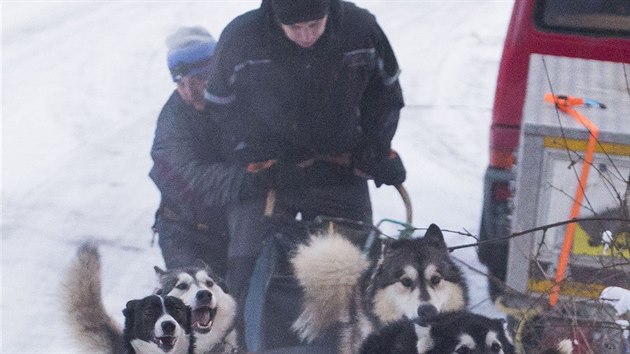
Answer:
[
  {"left": 164, "top": 270, "right": 237, "bottom": 352},
  {"left": 414, "top": 324, "right": 434, "bottom": 354},
  {"left": 291, "top": 232, "right": 369, "bottom": 342},
  {"left": 556, "top": 339, "right": 574, "bottom": 354},
  {"left": 502, "top": 319, "right": 514, "bottom": 345},
  {"left": 485, "top": 330, "right": 505, "bottom": 354},
  {"left": 372, "top": 263, "right": 466, "bottom": 322},
  {"left": 130, "top": 336, "right": 190, "bottom": 354},
  {"left": 455, "top": 334, "right": 476, "bottom": 353},
  {"left": 423, "top": 264, "right": 466, "bottom": 312},
  {"left": 168, "top": 273, "right": 197, "bottom": 305},
  {"left": 372, "top": 266, "right": 422, "bottom": 323}
]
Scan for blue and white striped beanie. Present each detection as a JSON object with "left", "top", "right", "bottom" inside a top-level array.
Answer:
[{"left": 166, "top": 26, "right": 216, "bottom": 82}]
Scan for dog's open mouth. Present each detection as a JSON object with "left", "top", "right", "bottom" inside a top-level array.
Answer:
[
  {"left": 153, "top": 335, "right": 177, "bottom": 351},
  {"left": 192, "top": 305, "right": 217, "bottom": 333}
]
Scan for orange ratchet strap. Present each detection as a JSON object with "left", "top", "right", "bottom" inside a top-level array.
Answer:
[{"left": 544, "top": 93, "right": 603, "bottom": 306}]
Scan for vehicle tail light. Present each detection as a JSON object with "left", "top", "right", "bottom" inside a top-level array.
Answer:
[
  {"left": 489, "top": 148, "right": 515, "bottom": 169},
  {"left": 492, "top": 181, "right": 511, "bottom": 202}
]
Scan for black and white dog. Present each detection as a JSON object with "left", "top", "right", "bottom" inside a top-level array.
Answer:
[
  {"left": 291, "top": 223, "right": 469, "bottom": 354},
  {"left": 154, "top": 263, "right": 239, "bottom": 353},
  {"left": 123, "top": 295, "right": 194, "bottom": 354},
  {"left": 63, "top": 243, "right": 194, "bottom": 354},
  {"left": 360, "top": 304, "right": 515, "bottom": 354},
  {"left": 359, "top": 304, "right": 573, "bottom": 354}
]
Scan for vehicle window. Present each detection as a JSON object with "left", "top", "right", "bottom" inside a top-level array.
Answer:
[{"left": 535, "top": 0, "right": 630, "bottom": 37}]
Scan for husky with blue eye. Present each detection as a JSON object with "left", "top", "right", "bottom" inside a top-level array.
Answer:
[
  {"left": 291, "top": 224, "right": 469, "bottom": 354},
  {"left": 63, "top": 243, "right": 194, "bottom": 354}
]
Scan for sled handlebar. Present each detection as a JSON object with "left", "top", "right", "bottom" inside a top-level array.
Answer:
[{"left": 263, "top": 183, "right": 412, "bottom": 225}]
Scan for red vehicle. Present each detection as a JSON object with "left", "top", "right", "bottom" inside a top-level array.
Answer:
[{"left": 477, "top": 0, "right": 630, "bottom": 296}]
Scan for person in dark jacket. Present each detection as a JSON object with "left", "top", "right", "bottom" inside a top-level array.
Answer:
[
  {"left": 203, "top": 0, "right": 406, "bottom": 351},
  {"left": 150, "top": 25, "right": 336, "bottom": 279},
  {"left": 149, "top": 26, "right": 243, "bottom": 278}
]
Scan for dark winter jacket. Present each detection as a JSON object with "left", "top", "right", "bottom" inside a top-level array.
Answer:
[
  {"left": 204, "top": 0, "right": 404, "bottom": 164},
  {"left": 149, "top": 91, "right": 245, "bottom": 227}
]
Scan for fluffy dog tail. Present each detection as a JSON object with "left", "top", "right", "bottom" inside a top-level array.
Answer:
[
  {"left": 62, "top": 242, "right": 124, "bottom": 353},
  {"left": 291, "top": 231, "right": 369, "bottom": 343}
]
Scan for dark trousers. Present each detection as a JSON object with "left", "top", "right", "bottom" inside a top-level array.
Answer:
[
  {"left": 226, "top": 179, "right": 372, "bottom": 351},
  {"left": 156, "top": 217, "right": 229, "bottom": 279}
]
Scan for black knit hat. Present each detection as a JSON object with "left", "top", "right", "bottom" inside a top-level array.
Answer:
[{"left": 271, "top": 0, "right": 331, "bottom": 25}]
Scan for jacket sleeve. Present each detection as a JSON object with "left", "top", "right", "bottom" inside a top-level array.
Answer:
[
  {"left": 149, "top": 95, "right": 245, "bottom": 214},
  {"left": 202, "top": 28, "right": 249, "bottom": 163},
  {"left": 360, "top": 20, "right": 405, "bottom": 156}
]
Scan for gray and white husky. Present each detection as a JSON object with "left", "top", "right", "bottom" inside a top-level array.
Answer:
[
  {"left": 62, "top": 243, "right": 194, "bottom": 354},
  {"left": 291, "top": 223, "right": 469, "bottom": 354},
  {"left": 153, "top": 263, "right": 239, "bottom": 353}
]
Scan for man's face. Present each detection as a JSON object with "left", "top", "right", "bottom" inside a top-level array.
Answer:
[
  {"left": 280, "top": 15, "right": 328, "bottom": 48},
  {"left": 177, "top": 73, "right": 208, "bottom": 111}
]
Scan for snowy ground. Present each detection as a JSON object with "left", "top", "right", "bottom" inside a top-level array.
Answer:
[{"left": 2, "top": 1, "right": 513, "bottom": 352}]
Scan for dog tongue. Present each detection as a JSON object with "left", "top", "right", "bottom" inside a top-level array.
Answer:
[
  {"left": 158, "top": 336, "right": 176, "bottom": 349},
  {"left": 193, "top": 308, "right": 211, "bottom": 326}
]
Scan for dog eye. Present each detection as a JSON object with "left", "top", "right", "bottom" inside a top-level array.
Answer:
[
  {"left": 206, "top": 280, "right": 214, "bottom": 287},
  {"left": 400, "top": 277, "right": 413, "bottom": 288},
  {"left": 491, "top": 342, "right": 502, "bottom": 352},
  {"left": 455, "top": 346, "right": 471, "bottom": 354},
  {"left": 430, "top": 275, "right": 442, "bottom": 286},
  {"left": 176, "top": 283, "right": 189, "bottom": 290}
]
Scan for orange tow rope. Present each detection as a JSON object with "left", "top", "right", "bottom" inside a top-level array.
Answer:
[{"left": 543, "top": 93, "right": 601, "bottom": 306}]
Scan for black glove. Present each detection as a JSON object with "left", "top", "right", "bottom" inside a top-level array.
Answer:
[{"left": 355, "top": 149, "right": 406, "bottom": 188}]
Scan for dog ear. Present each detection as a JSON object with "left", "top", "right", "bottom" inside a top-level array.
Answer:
[
  {"left": 423, "top": 223, "right": 447, "bottom": 250},
  {"left": 123, "top": 300, "right": 138, "bottom": 330},
  {"left": 124, "top": 299, "right": 138, "bottom": 314},
  {"left": 154, "top": 266, "right": 167, "bottom": 286},
  {"left": 194, "top": 258, "right": 210, "bottom": 270},
  {"left": 379, "top": 237, "right": 394, "bottom": 255},
  {"left": 216, "top": 278, "right": 230, "bottom": 294}
]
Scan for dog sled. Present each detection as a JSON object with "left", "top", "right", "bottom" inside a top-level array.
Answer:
[{"left": 243, "top": 183, "right": 414, "bottom": 353}]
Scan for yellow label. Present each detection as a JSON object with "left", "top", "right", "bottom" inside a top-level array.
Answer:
[
  {"left": 544, "top": 137, "right": 630, "bottom": 156},
  {"left": 527, "top": 279, "right": 606, "bottom": 299}
]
